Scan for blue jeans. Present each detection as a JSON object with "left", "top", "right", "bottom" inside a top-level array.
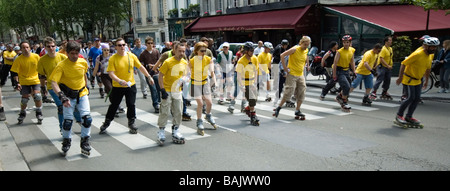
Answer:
[
  {"left": 146, "top": 74, "right": 161, "bottom": 109},
  {"left": 49, "top": 89, "right": 82, "bottom": 130},
  {"left": 62, "top": 95, "right": 91, "bottom": 139},
  {"left": 337, "top": 69, "right": 351, "bottom": 96},
  {"left": 351, "top": 73, "right": 374, "bottom": 89}
]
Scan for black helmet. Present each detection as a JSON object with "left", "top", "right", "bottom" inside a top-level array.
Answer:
[
  {"left": 281, "top": 39, "right": 289, "bottom": 45},
  {"left": 243, "top": 41, "right": 254, "bottom": 51}
]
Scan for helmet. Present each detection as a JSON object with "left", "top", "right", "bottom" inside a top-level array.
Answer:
[
  {"left": 419, "top": 35, "right": 431, "bottom": 41},
  {"left": 342, "top": 35, "right": 352, "bottom": 41},
  {"left": 423, "top": 37, "right": 440, "bottom": 46},
  {"left": 281, "top": 39, "right": 289, "bottom": 45},
  {"left": 243, "top": 41, "right": 254, "bottom": 51},
  {"left": 263, "top": 42, "right": 273, "bottom": 49}
]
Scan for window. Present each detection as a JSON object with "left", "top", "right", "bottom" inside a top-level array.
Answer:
[
  {"left": 173, "top": 0, "right": 178, "bottom": 9},
  {"left": 341, "top": 17, "right": 359, "bottom": 35},
  {"left": 159, "top": 0, "right": 164, "bottom": 18},
  {"left": 146, "top": 0, "right": 152, "bottom": 22},
  {"left": 136, "top": 1, "right": 141, "bottom": 20}
]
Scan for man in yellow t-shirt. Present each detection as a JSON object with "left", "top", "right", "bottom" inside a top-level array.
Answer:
[
  {"left": 372, "top": 36, "right": 394, "bottom": 100},
  {"left": 157, "top": 43, "right": 189, "bottom": 145},
  {"left": 350, "top": 43, "right": 382, "bottom": 105},
  {"left": 273, "top": 36, "right": 310, "bottom": 120},
  {"left": 257, "top": 42, "right": 273, "bottom": 102},
  {"left": 99, "top": 38, "right": 153, "bottom": 135},
  {"left": 11, "top": 41, "right": 43, "bottom": 124},
  {"left": 236, "top": 42, "right": 260, "bottom": 126},
  {"left": 38, "top": 37, "right": 81, "bottom": 131},
  {"left": 395, "top": 37, "right": 439, "bottom": 126},
  {"left": 50, "top": 41, "right": 92, "bottom": 155},
  {"left": 1, "top": 44, "right": 17, "bottom": 86},
  {"left": 332, "top": 35, "right": 356, "bottom": 111}
]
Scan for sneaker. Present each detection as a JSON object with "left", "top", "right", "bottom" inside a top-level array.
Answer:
[
  {"left": 438, "top": 88, "right": 445, "bottom": 93},
  {"left": 319, "top": 94, "right": 325, "bottom": 101},
  {"left": 445, "top": 89, "right": 449, "bottom": 93},
  {"left": 395, "top": 115, "right": 406, "bottom": 124},
  {"left": 405, "top": 117, "right": 420, "bottom": 125}
]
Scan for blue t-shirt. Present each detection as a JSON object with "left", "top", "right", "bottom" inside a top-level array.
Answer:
[{"left": 88, "top": 47, "right": 102, "bottom": 67}]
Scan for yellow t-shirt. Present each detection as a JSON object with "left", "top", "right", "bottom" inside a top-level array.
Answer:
[
  {"left": 37, "top": 53, "right": 68, "bottom": 90},
  {"left": 159, "top": 56, "right": 188, "bottom": 92},
  {"left": 336, "top": 47, "right": 356, "bottom": 70},
  {"left": 401, "top": 48, "right": 433, "bottom": 86},
  {"left": 236, "top": 55, "right": 259, "bottom": 86},
  {"left": 10, "top": 53, "right": 41, "bottom": 85},
  {"left": 3, "top": 50, "right": 17, "bottom": 65},
  {"left": 49, "top": 58, "right": 89, "bottom": 97},
  {"left": 287, "top": 45, "right": 308, "bottom": 76},
  {"left": 189, "top": 55, "right": 211, "bottom": 85},
  {"left": 107, "top": 52, "right": 142, "bottom": 88},
  {"left": 356, "top": 50, "right": 378, "bottom": 75},
  {"left": 379, "top": 46, "right": 393, "bottom": 67},
  {"left": 257, "top": 52, "right": 272, "bottom": 75}
]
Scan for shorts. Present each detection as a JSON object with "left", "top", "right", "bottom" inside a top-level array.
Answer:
[
  {"left": 20, "top": 84, "right": 41, "bottom": 95},
  {"left": 190, "top": 81, "right": 211, "bottom": 98},
  {"left": 351, "top": 73, "right": 373, "bottom": 89},
  {"left": 282, "top": 74, "right": 306, "bottom": 102}
]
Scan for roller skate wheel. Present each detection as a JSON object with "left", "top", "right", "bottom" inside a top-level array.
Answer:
[
  {"left": 81, "top": 150, "right": 90, "bottom": 156},
  {"left": 129, "top": 129, "right": 138, "bottom": 134},
  {"left": 197, "top": 129, "right": 205, "bottom": 136}
]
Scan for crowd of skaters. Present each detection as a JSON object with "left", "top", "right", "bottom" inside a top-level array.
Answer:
[{"left": 0, "top": 33, "right": 447, "bottom": 154}]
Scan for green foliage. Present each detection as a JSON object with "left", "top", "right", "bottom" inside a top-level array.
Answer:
[
  {"left": 401, "top": 0, "right": 450, "bottom": 14},
  {"left": 392, "top": 36, "right": 412, "bottom": 63}
]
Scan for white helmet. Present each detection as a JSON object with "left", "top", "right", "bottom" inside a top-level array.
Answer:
[
  {"left": 263, "top": 42, "right": 273, "bottom": 49},
  {"left": 423, "top": 37, "right": 440, "bottom": 46}
]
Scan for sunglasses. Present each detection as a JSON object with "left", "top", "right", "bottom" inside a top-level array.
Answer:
[
  {"left": 146, "top": 42, "right": 154, "bottom": 44},
  {"left": 117, "top": 44, "right": 126, "bottom": 47},
  {"left": 46, "top": 45, "right": 56, "bottom": 48}
]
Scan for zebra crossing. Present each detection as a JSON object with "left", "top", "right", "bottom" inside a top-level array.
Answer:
[{"left": 19, "top": 87, "right": 399, "bottom": 162}]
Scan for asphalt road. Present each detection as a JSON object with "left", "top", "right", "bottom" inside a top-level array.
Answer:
[{"left": 1, "top": 76, "right": 450, "bottom": 171}]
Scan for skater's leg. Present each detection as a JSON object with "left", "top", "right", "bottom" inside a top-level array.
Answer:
[
  {"left": 381, "top": 68, "right": 391, "bottom": 93},
  {"left": 405, "top": 84, "right": 422, "bottom": 118},
  {"left": 279, "top": 74, "right": 295, "bottom": 108},
  {"left": 76, "top": 95, "right": 91, "bottom": 138},
  {"left": 62, "top": 98, "right": 77, "bottom": 139},
  {"left": 397, "top": 84, "right": 416, "bottom": 117},
  {"left": 124, "top": 85, "right": 137, "bottom": 120},
  {"left": 170, "top": 92, "right": 183, "bottom": 127},
  {"left": 294, "top": 75, "right": 306, "bottom": 111},
  {"left": 105, "top": 87, "right": 125, "bottom": 121},
  {"left": 157, "top": 92, "right": 172, "bottom": 128}
]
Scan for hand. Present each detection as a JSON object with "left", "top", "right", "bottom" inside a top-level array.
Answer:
[
  {"left": 396, "top": 77, "right": 402, "bottom": 86},
  {"left": 118, "top": 79, "right": 127, "bottom": 86},
  {"left": 14, "top": 84, "right": 22, "bottom": 91},
  {"left": 333, "top": 74, "right": 337, "bottom": 81},
  {"left": 58, "top": 91, "right": 71, "bottom": 107},
  {"left": 161, "top": 88, "right": 168, "bottom": 100},
  {"left": 422, "top": 82, "right": 428, "bottom": 90},
  {"left": 147, "top": 76, "right": 154, "bottom": 86}
]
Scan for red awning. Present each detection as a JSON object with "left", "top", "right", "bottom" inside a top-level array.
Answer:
[
  {"left": 327, "top": 5, "right": 450, "bottom": 33},
  {"left": 188, "top": 6, "right": 310, "bottom": 32}
]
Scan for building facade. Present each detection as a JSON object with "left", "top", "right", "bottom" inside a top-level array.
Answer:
[{"left": 133, "top": 0, "right": 169, "bottom": 46}]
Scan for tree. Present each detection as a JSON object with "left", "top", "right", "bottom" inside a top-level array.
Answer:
[{"left": 401, "top": 0, "right": 450, "bottom": 14}]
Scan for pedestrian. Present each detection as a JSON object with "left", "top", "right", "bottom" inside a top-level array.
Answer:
[
  {"left": 395, "top": 37, "right": 440, "bottom": 128},
  {"left": 93, "top": 43, "right": 113, "bottom": 101},
  {"left": 333, "top": 35, "right": 356, "bottom": 112},
  {"left": 257, "top": 42, "right": 273, "bottom": 102},
  {"left": 190, "top": 42, "right": 218, "bottom": 136},
  {"left": 272, "top": 39, "right": 290, "bottom": 106},
  {"left": 139, "top": 37, "right": 161, "bottom": 113},
  {"left": 437, "top": 40, "right": 450, "bottom": 93},
  {"left": 319, "top": 41, "right": 339, "bottom": 100},
  {"left": 88, "top": 38, "right": 105, "bottom": 97},
  {"left": 50, "top": 41, "right": 92, "bottom": 156},
  {"left": 1, "top": 44, "right": 17, "bottom": 87},
  {"left": 349, "top": 43, "right": 383, "bottom": 106},
  {"left": 156, "top": 42, "right": 189, "bottom": 145},
  {"left": 0, "top": 87, "right": 5, "bottom": 121},
  {"left": 98, "top": 38, "right": 154, "bottom": 134},
  {"left": 131, "top": 38, "right": 149, "bottom": 99},
  {"left": 38, "top": 37, "right": 82, "bottom": 132},
  {"left": 273, "top": 36, "right": 311, "bottom": 120},
  {"left": 371, "top": 36, "right": 394, "bottom": 100},
  {"left": 236, "top": 42, "right": 260, "bottom": 126},
  {"left": 253, "top": 41, "right": 264, "bottom": 56},
  {"left": 11, "top": 41, "right": 43, "bottom": 124}
]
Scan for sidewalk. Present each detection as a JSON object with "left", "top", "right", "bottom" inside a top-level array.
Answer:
[
  {"left": 0, "top": 121, "right": 29, "bottom": 171},
  {"left": 304, "top": 73, "right": 450, "bottom": 101}
]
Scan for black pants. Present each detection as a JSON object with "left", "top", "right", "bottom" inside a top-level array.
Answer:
[
  {"left": 105, "top": 85, "right": 137, "bottom": 120},
  {"left": 397, "top": 84, "right": 421, "bottom": 118},
  {"left": 1, "top": 64, "right": 17, "bottom": 86}
]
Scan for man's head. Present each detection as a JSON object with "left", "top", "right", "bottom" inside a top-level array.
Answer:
[
  {"left": 372, "top": 43, "right": 383, "bottom": 54},
  {"left": 384, "top": 36, "right": 393, "bottom": 47},
  {"left": 145, "top": 37, "right": 154, "bottom": 50},
  {"left": 299, "top": 36, "right": 311, "bottom": 50},
  {"left": 423, "top": 37, "right": 440, "bottom": 54},
  {"left": 115, "top": 38, "right": 127, "bottom": 54},
  {"left": 20, "top": 41, "right": 31, "bottom": 56},
  {"left": 66, "top": 41, "right": 81, "bottom": 62},
  {"left": 44, "top": 37, "right": 57, "bottom": 55},
  {"left": 342, "top": 35, "right": 352, "bottom": 49},
  {"left": 94, "top": 38, "right": 101, "bottom": 48}
]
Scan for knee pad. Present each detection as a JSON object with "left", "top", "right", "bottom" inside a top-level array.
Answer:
[
  {"left": 57, "top": 105, "right": 63, "bottom": 115},
  {"left": 63, "top": 119, "right": 73, "bottom": 131},
  {"left": 21, "top": 97, "right": 30, "bottom": 106},
  {"left": 33, "top": 93, "right": 42, "bottom": 101},
  {"left": 82, "top": 115, "right": 92, "bottom": 128},
  {"left": 248, "top": 99, "right": 257, "bottom": 107}
]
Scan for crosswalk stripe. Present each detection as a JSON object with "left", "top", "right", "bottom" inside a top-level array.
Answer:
[
  {"left": 307, "top": 88, "right": 399, "bottom": 107},
  {"left": 185, "top": 108, "right": 240, "bottom": 132},
  {"left": 303, "top": 93, "right": 378, "bottom": 111},
  {"left": 32, "top": 117, "right": 101, "bottom": 161},
  {"left": 91, "top": 112, "right": 159, "bottom": 150},
  {"left": 134, "top": 108, "right": 210, "bottom": 140},
  {"left": 190, "top": 100, "right": 292, "bottom": 123},
  {"left": 257, "top": 96, "right": 350, "bottom": 116}
]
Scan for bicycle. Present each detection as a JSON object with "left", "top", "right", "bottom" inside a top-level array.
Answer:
[{"left": 421, "top": 69, "right": 440, "bottom": 94}]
